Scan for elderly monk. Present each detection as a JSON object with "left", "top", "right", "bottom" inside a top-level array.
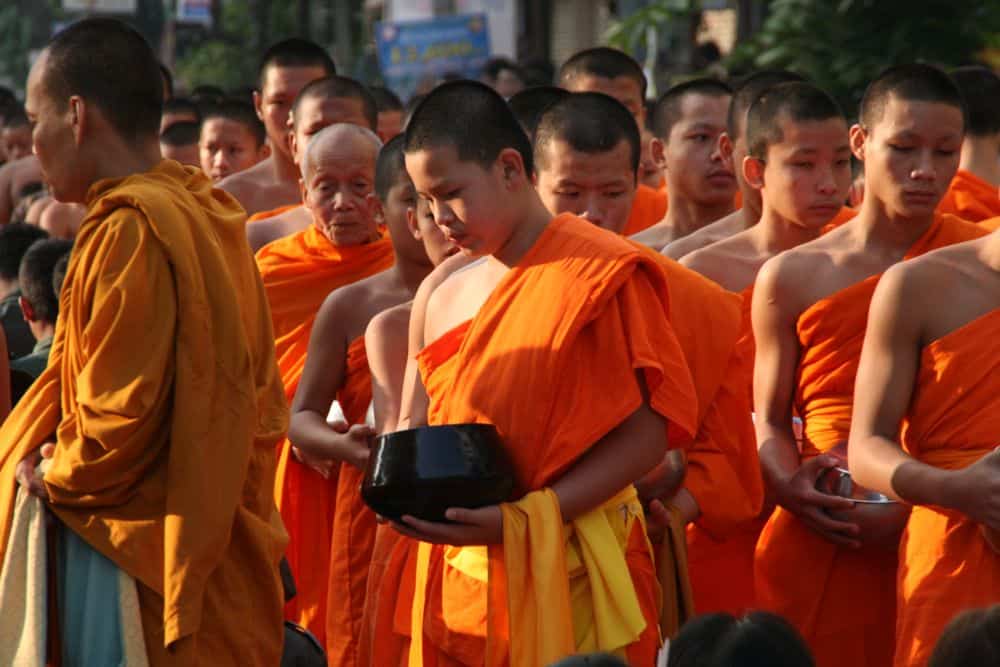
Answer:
[
  {"left": 218, "top": 38, "right": 336, "bottom": 217},
  {"left": 534, "top": 91, "right": 761, "bottom": 617},
  {"left": 849, "top": 230, "right": 1000, "bottom": 667},
  {"left": 366, "top": 81, "right": 699, "bottom": 667},
  {"left": 936, "top": 66, "right": 1000, "bottom": 222},
  {"left": 256, "top": 123, "right": 393, "bottom": 641},
  {"left": 286, "top": 135, "right": 439, "bottom": 660},
  {"left": 559, "top": 47, "right": 667, "bottom": 235},
  {"left": 247, "top": 76, "right": 378, "bottom": 253},
  {"left": 751, "top": 64, "right": 988, "bottom": 667},
  {"left": 631, "top": 79, "right": 736, "bottom": 249},
  {"left": 0, "top": 18, "right": 288, "bottom": 665},
  {"left": 662, "top": 71, "right": 805, "bottom": 260}
]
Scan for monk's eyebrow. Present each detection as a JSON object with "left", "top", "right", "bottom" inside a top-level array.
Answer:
[{"left": 683, "top": 122, "right": 722, "bottom": 132}]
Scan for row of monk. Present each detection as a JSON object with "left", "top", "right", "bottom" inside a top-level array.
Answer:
[{"left": 0, "top": 15, "right": 999, "bottom": 667}]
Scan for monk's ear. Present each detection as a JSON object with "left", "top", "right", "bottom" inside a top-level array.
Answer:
[
  {"left": 298, "top": 178, "right": 307, "bottom": 203},
  {"left": 252, "top": 91, "right": 264, "bottom": 122},
  {"left": 406, "top": 206, "right": 421, "bottom": 240},
  {"left": 743, "top": 155, "right": 765, "bottom": 190},
  {"left": 287, "top": 129, "right": 298, "bottom": 163},
  {"left": 496, "top": 148, "right": 527, "bottom": 189},
  {"left": 68, "top": 96, "right": 86, "bottom": 147},
  {"left": 650, "top": 137, "right": 666, "bottom": 170},
  {"left": 258, "top": 142, "right": 271, "bottom": 160},
  {"left": 850, "top": 124, "right": 867, "bottom": 162},
  {"left": 18, "top": 296, "right": 35, "bottom": 323}
]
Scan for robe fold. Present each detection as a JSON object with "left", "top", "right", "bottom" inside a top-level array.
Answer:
[
  {"left": 326, "top": 336, "right": 378, "bottom": 666},
  {"left": 257, "top": 226, "right": 394, "bottom": 643},
  {"left": 894, "top": 307, "right": 1000, "bottom": 667},
  {"left": 937, "top": 169, "right": 1000, "bottom": 223},
  {"left": 624, "top": 184, "right": 669, "bottom": 236},
  {"left": 372, "top": 214, "right": 700, "bottom": 666},
  {"left": 754, "top": 213, "right": 987, "bottom": 667},
  {"left": 248, "top": 203, "right": 300, "bottom": 223},
  {"left": 0, "top": 160, "right": 289, "bottom": 665}
]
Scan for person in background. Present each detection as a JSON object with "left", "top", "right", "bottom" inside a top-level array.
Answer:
[{"left": 0, "top": 223, "right": 48, "bottom": 360}]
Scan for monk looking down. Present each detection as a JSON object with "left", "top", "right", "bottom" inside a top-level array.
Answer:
[
  {"left": 2, "top": 18, "right": 288, "bottom": 665},
  {"left": 218, "top": 38, "right": 336, "bottom": 217},
  {"left": 750, "top": 64, "right": 987, "bottom": 667},
  {"left": 198, "top": 99, "right": 270, "bottom": 183},
  {"left": 246, "top": 76, "right": 379, "bottom": 253},
  {"left": 256, "top": 123, "right": 393, "bottom": 644}
]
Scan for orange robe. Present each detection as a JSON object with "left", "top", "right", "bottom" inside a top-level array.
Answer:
[
  {"left": 248, "top": 203, "right": 300, "bottom": 223},
  {"left": 754, "top": 213, "right": 987, "bottom": 667},
  {"left": 256, "top": 227, "right": 394, "bottom": 643},
  {"left": 894, "top": 307, "right": 1000, "bottom": 666},
  {"left": 982, "top": 216, "right": 1000, "bottom": 232},
  {"left": 624, "top": 184, "right": 669, "bottom": 236},
  {"left": 326, "top": 336, "right": 379, "bottom": 666},
  {"left": 0, "top": 161, "right": 288, "bottom": 664},
  {"left": 937, "top": 169, "right": 1000, "bottom": 222},
  {"left": 371, "top": 214, "right": 700, "bottom": 666}
]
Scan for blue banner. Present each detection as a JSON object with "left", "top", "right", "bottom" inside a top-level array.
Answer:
[{"left": 375, "top": 14, "right": 491, "bottom": 101}]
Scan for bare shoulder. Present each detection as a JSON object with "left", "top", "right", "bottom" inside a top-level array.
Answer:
[
  {"left": 367, "top": 301, "right": 413, "bottom": 347},
  {"left": 663, "top": 216, "right": 740, "bottom": 259},
  {"left": 246, "top": 207, "right": 308, "bottom": 252},
  {"left": 630, "top": 223, "right": 675, "bottom": 250},
  {"left": 754, "top": 246, "right": 831, "bottom": 320}
]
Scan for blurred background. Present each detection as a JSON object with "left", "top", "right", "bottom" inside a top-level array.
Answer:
[{"left": 2, "top": 0, "right": 999, "bottom": 115}]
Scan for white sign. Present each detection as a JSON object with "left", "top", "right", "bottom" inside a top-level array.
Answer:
[
  {"left": 455, "top": 0, "right": 516, "bottom": 58},
  {"left": 386, "top": 0, "right": 434, "bottom": 22},
  {"left": 62, "top": 0, "right": 137, "bottom": 13}
]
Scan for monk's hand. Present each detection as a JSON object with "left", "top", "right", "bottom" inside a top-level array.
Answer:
[
  {"left": 292, "top": 446, "right": 335, "bottom": 479},
  {"left": 340, "top": 424, "right": 376, "bottom": 471},
  {"left": 15, "top": 442, "right": 55, "bottom": 500},
  {"left": 776, "top": 454, "right": 861, "bottom": 548},
  {"left": 392, "top": 506, "right": 503, "bottom": 546},
  {"left": 948, "top": 447, "right": 1000, "bottom": 533},
  {"left": 644, "top": 499, "right": 671, "bottom": 545}
]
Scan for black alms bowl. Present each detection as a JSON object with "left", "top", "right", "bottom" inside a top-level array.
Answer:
[{"left": 360, "top": 423, "right": 516, "bottom": 522}]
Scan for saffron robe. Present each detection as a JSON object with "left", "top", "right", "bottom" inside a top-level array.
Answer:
[
  {"left": 248, "top": 203, "right": 300, "bottom": 223},
  {"left": 937, "top": 169, "right": 1000, "bottom": 223},
  {"left": 624, "top": 184, "right": 669, "bottom": 236}
]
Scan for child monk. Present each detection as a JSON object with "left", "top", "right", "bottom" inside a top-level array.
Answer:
[
  {"left": 559, "top": 47, "right": 667, "bottom": 234},
  {"left": 218, "top": 38, "right": 336, "bottom": 216},
  {"left": 631, "top": 79, "right": 736, "bottom": 249},
  {"left": 848, "top": 227, "right": 1000, "bottom": 667},
  {"left": 751, "top": 64, "right": 988, "bottom": 667},
  {"left": 198, "top": 98, "right": 270, "bottom": 183},
  {"left": 286, "top": 135, "right": 439, "bottom": 661},
  {"left": 533, "top": 91, "right": 761, "bottom": 617},
  {"left": 662, "top": 70, "right": 806, "bottom": 259},
  {"left": 367, "top": 80, "right": 700, "bottom": 666},
  {"left": 936, "top": 66, "right": 1000, "bottom": 222},
  {"left": 256, "top": 122, "right": 393, "bottom": 642},
  {"left": 4, "top": 17, "right": 288, "bottom": 664},
  {"left": 247, "top": 76, "right": 377, "bottom": 252}
]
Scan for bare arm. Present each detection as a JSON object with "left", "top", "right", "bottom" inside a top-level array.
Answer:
[{"left": 365, "top": 304, "right": 412, "bottom": 434}]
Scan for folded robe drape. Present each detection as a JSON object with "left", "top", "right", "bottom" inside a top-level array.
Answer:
[
  {"left": 936, "top": 169, "right": 1000, "bottom": 223},
  {"left": 624, "top": 184, "right": 669, "bottom": 236}
]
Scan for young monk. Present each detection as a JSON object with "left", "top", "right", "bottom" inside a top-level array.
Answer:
[
  {"left": 2, "top": 18, "right": 288, "bottom": 664},
  {"left": 0, "top": 107, "right": 32, "bottom": 163},
  {"left": 158, "top": 120, "right": 201, "bottom": 166},
  {"left": 285, "top": 134, "right": 439, "bottom": 662},
  {"left": 159, "top": 96, "right": 200, "bottom": 134},
  {"left": 367, "top": 81, "right": 702, "bottom": 666},
  {"left": 218, "top": 38, "right": 336, "bottom": 216},
  {"left": 936, "top": 66, "right": 1000, "bottom": 222},
  {"left": 662, "top": 71, "right": 806, "bottom": 259},
  {"left": 533, "top": 91, "right": 762, "bottom": 617},
  {"left": 199, "top": 98, "right": 270, "bottom": 183},
  {"left": 507, "top": 85, "right": 570, "bottom": 139},
  {"left": 256, "top": 123, "right": 393, "bottom": 643},
  {"left": 559, "top": 47, "right": 667, "bottom": 235},
  {"left": 246, "top": 76, "right": 378, "bottom": 252},
  {"left": 370, "top": 85, "right": 404, "bottom": 142},
  {"left": 849, "top": 231, "right": 1000, "bottom": 667},
  {"left": 751, "top": 64, "right": 989, "bottom": 667},
  {"left": 632, "top": 79, "right": 736, "bottom": 249}
]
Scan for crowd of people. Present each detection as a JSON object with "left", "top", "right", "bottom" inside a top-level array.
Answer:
[{"left": 0, "top": 14, "right": 998, "bottom": 667}]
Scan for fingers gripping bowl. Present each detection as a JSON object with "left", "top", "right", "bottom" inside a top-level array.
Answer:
[{"left": 361, "top": 424, "right": 516, "bottom": 522}]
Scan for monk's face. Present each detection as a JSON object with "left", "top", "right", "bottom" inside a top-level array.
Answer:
[
  {"left": 377, "top": 110, "right": 404, "bottom": 143},
  {"left": 855, "top": 96, "right": 963, "bottom": 220},
  {"left": 302, "top": 135, "right": 380, "bottom": 246},
  {"left": 291, "top": 96, "right": 370, "bottom": 166},
  {"left": 199, "top": 118, "right": 267, "bottom": 182},
  {"left": 255, "top": 65, "right": 330, "bottom": 159},
  {"left": 406, "top": 144, "right": 524, "bottom": 257},
  {"left": 661, "top": 93, "right": 734, "bottom": 206},
  {"left": 382, "top": 175, "right": 427, "bottom": 264},
  {"left": 751, "top": 116, "right": 851, "bottom": 229},
  {"left": 565, "top": 74, "right": 645, "bottom": 130},
  {"left": 535, "top": 138, "right": 636, "bottom": 234},
  {"left": 408, "top": 196, "right": 457, "bottom": 266},
  {"left": 160, "top": 142, "right": 201, "bottom": 168},
  {"left": 2, "top": 125, "right": 32, "bottom": 162}
]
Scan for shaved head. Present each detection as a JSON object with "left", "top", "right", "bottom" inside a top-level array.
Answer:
[
  {"left": 292, "top": 76, "right": 378, "bottom": 130},
  {"left": 534, "top": 92, "right": 640, "bottom": 175},
  {"left": 951, "top": 66, "right": 1000, "bottom": 137},
  {"left": 652, "top": 78, "right": 731, "bottom": 140},
  {"left": 728, "top": 70, "right": 806, "bottom": 139},
  {"left": 302, "top": 123, "right": 382, "bottom": 180},
  {"left": 559, "top": 47, "right": 647, "bottom": 99},
  {"left": 747, "top": 82, "right": 845, "bottom": 160},
  {"left": 508, "top": 86, "right": 571, "bottom": 140},
  {"left": 860, "top": 63, "right": 965, "bottom": 131}
]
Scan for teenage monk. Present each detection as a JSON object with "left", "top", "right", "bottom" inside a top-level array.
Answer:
[
  {"left": 199, "top": 98, "right": 270, "bottom": 183},
  {"left": 286, "top": 135, "right": 433, "bottom": 661},
  {"left": 534, "top": 91, "right": 761, "bottom": 616},
  {"left": 218, "top": 38, "right": 336, "bottom": 216},
  {"left": 751, "top": 64, "right": 988, "bottom": 667},
  {"left": 559, "top": 47, "right": 667, "bottom": 234},
  {"left": 367, "top": 80, "right": 700, "bottom": 666},
  {"left": 257, "top": 123, "right": 393, "bottom": 642},
  {"left": 936, "top": 66, "right": 1000, "bottom": 222},
  {"left": 246, "top": 76, "right": 378, "bottom": 252},
  {"left": 507, "top": 85, "right": 570, "bottom": 140},
  {"left": 632, "top": 79, "right": 736, "bottom": 249},
  {"left": 662, "top": 70, "right": 806, "bottom": 259},
  {"left": 848, "top": 231, "right": 1000, "bottom": 667},
  {"left": 1, "top": 18, "right": 288, "bottom": 664}
]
